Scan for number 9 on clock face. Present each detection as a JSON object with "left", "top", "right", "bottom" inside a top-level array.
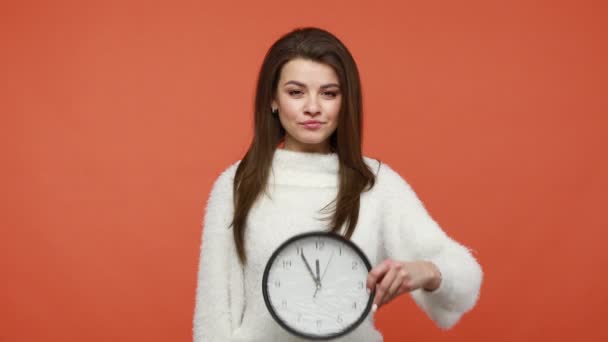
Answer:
[{"left": 262, "top": 232, "right": 375, "bottom": 340}]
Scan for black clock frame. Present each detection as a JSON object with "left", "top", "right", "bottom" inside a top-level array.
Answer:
[{"left": 262, "top": 231, "right": 375, "bottom": 340}]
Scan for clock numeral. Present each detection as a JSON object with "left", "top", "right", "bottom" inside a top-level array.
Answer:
[
  {"left": 282, "top": 259, "right": 292, "bottom": 269},
  {"left": 316, "top": 319, "right": 322, "bottom": 331},
  {"left": 274, "top": 280, "right": 281, "bottom": 288},
  {"left": 315, "top": 240, "right": 325, "bottom": 250},
  {"left": 281, "top": 299, "right": 287, "bottom": 309},
  {"left": 353, "top": 301, "right": 357, "bottom": 310},
  {"left": 296, "top": 246, "right": 303, "bottom": 256},
  {"left": 352, "top": 260, "right": 359, "bottom": 270},
  {"left": 358, "top": 281, "right": 364, "bottom": 290},
  {"left": 337, "top": 315, "right": 343, "bottom": 324},
  {"left": 339, "top": 246, "right": 342, "bottom": 256}
]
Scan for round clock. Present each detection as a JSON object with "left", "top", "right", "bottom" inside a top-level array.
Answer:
[{"left": 262, "top": 231, "right": 375, "bottom": 340}]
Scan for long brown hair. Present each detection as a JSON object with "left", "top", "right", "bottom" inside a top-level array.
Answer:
[{"left": 231, "top": 27, "right": 378, "bottom": 264}]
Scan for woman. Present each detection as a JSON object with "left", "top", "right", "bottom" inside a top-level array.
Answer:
[{"left": 193, "top": 27, "right": 482, "bottom": 341}]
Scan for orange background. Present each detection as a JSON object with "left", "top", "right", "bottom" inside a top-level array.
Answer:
[{"left": 1, "top": 0, "right": 607, "bottom": 341}]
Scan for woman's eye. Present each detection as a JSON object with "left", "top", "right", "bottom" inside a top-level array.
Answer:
[{"left": 287, "top": 90, "right": 339, "bottom": 97}]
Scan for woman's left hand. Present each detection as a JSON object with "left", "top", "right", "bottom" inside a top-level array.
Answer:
[{"left": 366, "top": 259, "right": 441, "bottom": 311}]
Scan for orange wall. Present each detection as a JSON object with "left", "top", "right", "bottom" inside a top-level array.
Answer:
[{"left": 1, "top": 1, "right": 607, "bottom": 341}]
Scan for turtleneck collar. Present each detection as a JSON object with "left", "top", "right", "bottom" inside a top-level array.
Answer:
[
  {"left": 272, "top": 148, "right": 339, "bottom": 173},
  {"left": 270, "top": 148, "right": 340, "bottom": 188}
]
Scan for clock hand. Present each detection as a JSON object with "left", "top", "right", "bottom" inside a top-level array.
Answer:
[
  {"left": 320, "top": 250, "right": 335, "bottom": 283},
  {"left": 313, "top": 259, "right": 322, "bottom": 299},
  {"left": 314, "top": 252, "right": 335, "bottom": 299},
  {"left": 301, "top": 251, "right": 319, "bottom": 286}
]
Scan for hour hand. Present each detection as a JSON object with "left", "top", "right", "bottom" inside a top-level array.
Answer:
[
  {"left": 301, "top": 251, "right": 319, "bottom": 285},
  {"left": 315, "top": 259, "right": 321, "bottom": 285}
]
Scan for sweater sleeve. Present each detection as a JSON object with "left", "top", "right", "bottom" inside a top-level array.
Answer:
[
  {"left": 378, "top": 163, "right": 483, "bottom": 330},
  {"left": 193, "top": 163, "right": 241, "bottom": 341}
]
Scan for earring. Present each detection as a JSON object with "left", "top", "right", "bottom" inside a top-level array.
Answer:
[{"left": 271, "top": 108, "right": 278, "bottom": 115}]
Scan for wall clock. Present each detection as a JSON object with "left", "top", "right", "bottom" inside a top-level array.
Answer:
[{"left": 262, "top": 231, "right": 375, "bottom": 340}]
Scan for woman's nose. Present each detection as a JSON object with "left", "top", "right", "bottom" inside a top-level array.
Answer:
[{"left": 304, "top": 96, "right": 321, "bottom": 115}]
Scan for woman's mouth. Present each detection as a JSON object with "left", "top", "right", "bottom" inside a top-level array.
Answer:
[{"left": 301, "top": 122, "right": 322, "bottom": 130}]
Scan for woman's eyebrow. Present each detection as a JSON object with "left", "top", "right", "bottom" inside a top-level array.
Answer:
[{"left": 283, "top": 80, "right": 340, "bottom": 89}]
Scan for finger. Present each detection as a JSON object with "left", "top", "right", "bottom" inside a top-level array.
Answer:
[
  {"left": 374, "top": 267, "right": 397, "bottom": 308},
  {"left": 380, "top": 268, "right": 403, "bottom": 306},
  {"left": 398, "top": 280, "right": 413, "bottom": 293},
  {"left": 385, "top": 268, "right": 407, "bottom": 304},
  {"left": 367, "top": 259, "right": 392, "bottom": 291},
  {"left": 382, "top": 283, "right": 409, "bottom": 306}
]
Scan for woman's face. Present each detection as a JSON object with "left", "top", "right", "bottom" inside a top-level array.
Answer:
[{"left": 272, "top": 58, "right": 341, "bottom": 154}]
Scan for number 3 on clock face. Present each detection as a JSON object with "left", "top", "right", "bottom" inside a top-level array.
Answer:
[{"left": 262, "top": 231, "right": 375, "bottom": 340}]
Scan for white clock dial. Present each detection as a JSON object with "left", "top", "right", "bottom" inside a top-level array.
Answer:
[{"left": 262, "top": 232, "right": 374, "bottom": 340}]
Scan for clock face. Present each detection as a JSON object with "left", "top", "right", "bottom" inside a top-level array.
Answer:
[{"left": 262, "top": 232, "right": 374, "bottom": 340}]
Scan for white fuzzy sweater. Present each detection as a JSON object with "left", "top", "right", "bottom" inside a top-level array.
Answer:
[{"left": 193, "top": 148, "right": 482, "bottom": 342}]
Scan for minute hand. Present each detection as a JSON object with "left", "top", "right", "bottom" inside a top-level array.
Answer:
[{"left": 301, "top": 252, "right": 320, "bottom": 285}]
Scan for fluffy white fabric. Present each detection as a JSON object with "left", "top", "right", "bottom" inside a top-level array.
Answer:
[{"left": 193, "top": 148, "right": 482, "bottom": 341}]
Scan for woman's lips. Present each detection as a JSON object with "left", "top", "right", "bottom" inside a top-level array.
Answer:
[{"left": 301, "top": 122, "right": 322, "bottom": 130}]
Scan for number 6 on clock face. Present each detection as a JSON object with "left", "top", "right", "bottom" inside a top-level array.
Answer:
[{"left": 262, "top": 231, "right": 375, "bottom": 340}]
